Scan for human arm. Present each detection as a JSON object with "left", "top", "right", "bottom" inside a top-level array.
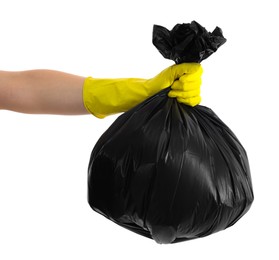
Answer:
[
  {"left": 0, "top": 70, "right": 88, "bottom": 115},
  {"left": 0, "top": 63, "right": 202, "bottom": 117}
]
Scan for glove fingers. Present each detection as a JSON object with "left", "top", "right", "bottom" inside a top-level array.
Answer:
[
  {"left": 168, "top": 88, "right": 200, "bottom": 99},
  {"left": 180, "top": 67, "right": 203, "bottom": 82},
  {"left": 176, "top": 96, "right": 201, "bottom": 107},
  {"left": 170, "top": 63, "right": 202, "bottom": 80},
  {"left": 169, "top": 63, "right": 202, "bottom": 107},
  {"left": 171, "top": 78, "right": 202, "bottom": 91}
]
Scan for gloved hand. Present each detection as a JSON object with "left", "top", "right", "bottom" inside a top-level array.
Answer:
[{"left": 83, "top": 63, "right": 202, "bottom": 118}]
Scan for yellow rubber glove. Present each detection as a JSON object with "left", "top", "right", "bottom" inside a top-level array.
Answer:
[{"left": 83, "top": 63, "right": 202, "bottom": 118}]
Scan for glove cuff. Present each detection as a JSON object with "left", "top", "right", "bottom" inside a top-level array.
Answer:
[{"left": 83, "top": 77, "right": 149, "bottom": 118}]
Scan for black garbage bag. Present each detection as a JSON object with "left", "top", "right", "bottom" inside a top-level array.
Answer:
[{"left": 87, "top": 21, "right": 254, "bottom": 244}]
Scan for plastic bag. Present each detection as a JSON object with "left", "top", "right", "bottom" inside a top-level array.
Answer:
[
  {"left": 87, "top": 21, "right": 254, "bottom": 244},
  {"left": 152, "top": 21, "right": 227, "bottom": 63}
]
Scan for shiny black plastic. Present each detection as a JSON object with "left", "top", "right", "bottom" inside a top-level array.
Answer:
[
  {"left": 87, "top": 21, "right": 253, "bottom": 244},
  {"left": 153, "top": 21, "right": 226, "bottom": 63}
]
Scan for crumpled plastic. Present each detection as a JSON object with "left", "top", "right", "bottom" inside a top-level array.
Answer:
[
  {"left": 153, "top": 21, "right": 226, "bottom": 63},
  {"left": 87, "top": 21, "right": 254, "bottom": 244}
]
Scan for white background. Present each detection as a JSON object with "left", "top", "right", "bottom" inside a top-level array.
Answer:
[{"left": 0, "top": 0, "right": 278, "bottom": 259}]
